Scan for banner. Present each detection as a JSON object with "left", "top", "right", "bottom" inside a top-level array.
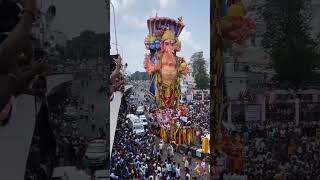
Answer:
[
  {"left": 245, "top": 104, "right": 261, "bottom": 122},
  {"left": 180, "top": 116, "right": 188, "bottom": 122},
  {"left": 202, "top": 137, "right": 209, "bottom": 154}
]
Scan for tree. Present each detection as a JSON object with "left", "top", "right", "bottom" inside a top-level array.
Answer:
[
  {"left": 129, "top": 71, "right": 150, "bottom": 80},
  {"left": 261, "top": 0, "right": 318, "bottom": 89},
  {"left": 63, "top": 30, "right": 108, "bottom": 60},
  {"left": 190, "top": 51, "right": 209, "bottom": 89}
]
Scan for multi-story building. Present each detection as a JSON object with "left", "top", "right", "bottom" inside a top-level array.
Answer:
[{"left": 180, "top": 74, "right": 195, "bottom": 95}]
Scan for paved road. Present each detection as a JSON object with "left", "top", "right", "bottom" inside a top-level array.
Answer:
[
  {"left": 71, "top": 60, "right": 107, "bottom": 140},
  {"left": 132, "top": 83, "right": 210, "bottom": 179}
]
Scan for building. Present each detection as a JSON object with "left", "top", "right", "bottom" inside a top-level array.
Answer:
[
  {"left": 47, "top": 30, "right": 68, "bottom": 47},
  {"left": 224, "top": 54, "right": 248, "bottom": 100},
  {"left": 180, "top": 74, "right": 195, "bottom": 95}
]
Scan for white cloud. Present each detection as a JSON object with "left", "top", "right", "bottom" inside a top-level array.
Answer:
[
  {"left": 110, "top": 32, "right": 146, "bottom": 72},
  {"left": 122, "top": 15, "right": 145, "bottom": 29},
  {"left": 158, "top": 0, "right": 177, "bottom": 13},
  {"left": 179, "top": 29, "right": 201, "bottom": 52},
  {"left": 110, "top": 0, "right": 135, "bottom": 15},
  {"left": 159, "top": 0, "right": 170, "bottom": 9},
  {"left": 110, "top": 0, "right": 210, "bottom": 72}
]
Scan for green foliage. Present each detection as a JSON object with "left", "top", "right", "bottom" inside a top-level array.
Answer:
[
  {"left": 58, "top": 30, "right": 108, "bottom": 60},
  {"left": 261, "top": 0, "right": 318, "bottom": 89},
  {"left": 190, "top": 51, "right": 209, "bottom": 90},
  {"left": 129, "top": 71, "right": 150, "bottom": 80}
]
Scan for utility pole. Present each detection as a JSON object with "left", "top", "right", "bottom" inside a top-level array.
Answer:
[{"left": 210, "top": 0, "right": 224, "bottom": 176}]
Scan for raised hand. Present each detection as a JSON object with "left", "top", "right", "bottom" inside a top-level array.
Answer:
[
  {"left": 31, "top": 59, "right": 49, "bottom": 75},
  {"left": 23, "top": 0, "right": 38, "bottom": 17}
]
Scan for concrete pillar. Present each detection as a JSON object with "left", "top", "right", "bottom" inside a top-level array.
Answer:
[
  {"left": 295, "top": 97, "right": 300, "bottom": 126},
  {"left": 202, "top": 91, "right": 204, "bottom": 101}
]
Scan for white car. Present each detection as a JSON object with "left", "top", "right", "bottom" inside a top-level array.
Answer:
[
  {"left": 136, "top": 106, "right": 144, "bottom": 115},
  {"left": 132, "top": 124, "right": 145, "bottom": 134},
  {"left": 139, "top": 115, "right": 148, "bottom": 126},
  {"left": 85, "top": 140, "right": 107, "bottom": 167}
]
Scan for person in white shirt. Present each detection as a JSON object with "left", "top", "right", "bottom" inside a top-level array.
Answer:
[
  {"left": 185, "top": 169, "right": 191, "bottom": 180},
  {"left": 176, "top": 163, "right": 181, "bottom": 179},
  {"left": 110, "top": 172, "right": 119, "bottom": 179},
  {"left": 184, "top": 159, "right": 189, "bottom": 171},
  {"left": 159, "top": 140, "right": 164, "bottom": 154}
]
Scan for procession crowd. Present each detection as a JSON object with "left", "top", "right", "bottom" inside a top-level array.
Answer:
[
  {"left": 215, "top": 112, "right": 320, "bottom": 179},
  {"left": 240, "top": 121, "right": 320, "bottom": 179},
  {"left": 111, "top": 88, "right": 212, "bottom": 179},
  {"left": 188, "top": 101, "right": 210, "bottom": 134},
  {"left": 111, "top": 98, "right": 184, "bottom": 179}
]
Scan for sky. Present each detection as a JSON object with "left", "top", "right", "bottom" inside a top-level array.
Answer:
[
  {"left": 110, "top": 0, "right": 210, "bottom": 73},
  {"left": 50, "top": 0, "right": 108, "bottom": 38}
]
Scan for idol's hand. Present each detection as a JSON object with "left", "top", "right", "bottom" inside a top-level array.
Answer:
[
  {"left": 154, "top": 61, "right": 161, "bottom": 71},
  {"left": 179, "top": 66, "right": 190, "bottom": 75}
]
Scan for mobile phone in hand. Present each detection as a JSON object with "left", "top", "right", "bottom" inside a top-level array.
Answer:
[
  {"left": 110, "top": 54, "right": 119, "bottom": 60},
  {"left": 110, "top": 54, "right": 119, "bottom": 72}
]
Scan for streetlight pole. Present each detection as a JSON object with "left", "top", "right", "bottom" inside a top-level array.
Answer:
[
  {"left": 110, "top": 1, "right": 119, "bottom": 54},
  {"left": 110, "top": 42, "right": 124, "bottom": 59}
]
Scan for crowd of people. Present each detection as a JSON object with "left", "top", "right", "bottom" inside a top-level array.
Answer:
[
  {"left": 212, "top": 115, "right": 320, "bottom": 179},
  {"left": 111, "top": 95, "right": 210, "bottom": 179},
  {"left": 50, "top": 98, "right": 85, "bottom": 162},
  {"left": 188, "top": 101, "right": 210, "bottom": 133},
  {"left": 266, "top": 103, "right": 295, "bottom": 122},
  {"left": 239, "top": 121, "right": 320, "bottom": 179}
]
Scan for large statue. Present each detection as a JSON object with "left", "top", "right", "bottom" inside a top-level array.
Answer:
[
  {"left": 144, "top": 16, "right": 189, "bottom": 108},
  {"left": 221, "top": 0, "right": 256, "bottom": 45}
]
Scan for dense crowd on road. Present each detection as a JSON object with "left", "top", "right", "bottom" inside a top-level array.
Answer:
[
  {"left": 111, "top": 89, "right": 211, "bottom": 179},
  {"left": 188, "top": 101, "right": 210, "bottom": 133},
  {"left": 111, "top": 98, "right": 184, "bottom": 179},
  {"left": 214, "top": 118, "right": 320, "bottom": 179},
  {"left": 240, "top": 121, "right": 320, "bottom": 179}
]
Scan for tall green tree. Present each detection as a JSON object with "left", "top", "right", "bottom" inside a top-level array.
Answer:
[
  {"left": 190, "top": 51, "right": 209, "bottom": 89},
  {"left": 129, "top": 71, "right": 150, "bottom": 80},
  {"left": 64, "top": 30, "right": 108, "bottom": 60},
  {"left": 261, "top": 0, "right": 318, "bottom": 89}
]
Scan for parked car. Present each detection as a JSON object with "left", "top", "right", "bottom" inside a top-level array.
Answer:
[
  {"left": 85, "top": 139, "right": 107, "bottom": 167},
  {"left": 136, "top": 106, "right": 144, "bottom": 115},
  {"left": 139, "top": 115, "right": 148, "bottom": 125}
]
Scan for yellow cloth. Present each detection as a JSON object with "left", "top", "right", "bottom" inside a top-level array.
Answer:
[
  {"left": 202, "top": 137, "right": 209, "bottom": 154},
  {"left": 227, "top": 4, "right": 245, "bottom": 17}
]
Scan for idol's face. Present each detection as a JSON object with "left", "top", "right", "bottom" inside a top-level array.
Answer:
[
  {"left": 144, "top": 41, "right": 150, "bottom": 49},
  {"left": 163, "top": 39, "right": 176, "bottom": 54},
  {"left": 150, "top": 41, "right": 156, "bottom": 50},
  {"left": 155, "top": 40, "right": 161, "bottom": 49}
]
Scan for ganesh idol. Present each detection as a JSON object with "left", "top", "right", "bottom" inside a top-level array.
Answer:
[{"left": 144, "top": 16, "right": 189, "bottom": 108}]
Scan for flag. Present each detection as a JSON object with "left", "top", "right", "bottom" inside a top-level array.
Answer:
[{"left": 149, "top": 76, "right": 156, "bottom": 97}]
